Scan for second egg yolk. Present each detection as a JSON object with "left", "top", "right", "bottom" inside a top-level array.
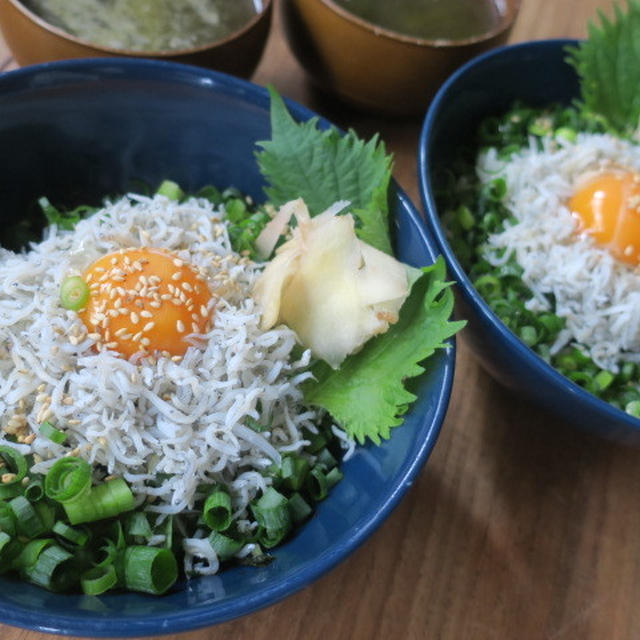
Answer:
[
  {"left": 569, "top": 170, "right": 640, "bottom": 265},
  {"left": 78, "top": 248, "right": 213, "bottom": 359}
]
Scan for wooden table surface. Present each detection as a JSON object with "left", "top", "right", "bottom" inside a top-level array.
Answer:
[{"left": 1, "top": 1, "right": 638, "bottom": 638}]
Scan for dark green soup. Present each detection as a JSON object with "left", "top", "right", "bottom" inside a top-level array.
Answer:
[
  {"left": 335, "top": 0, "right": 502, "bottom": 41},
  {"left": 22, "top": 0, "right": 262, "bottom": 52}
]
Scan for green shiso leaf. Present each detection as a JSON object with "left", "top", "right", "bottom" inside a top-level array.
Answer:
[
  {"left": 302, "top": 257, "right": 465, "bottom": 445},
  {"left": 566, "top": 0, "right": 640, "bottom": 135},
  {"left": 255, "top": 86, "right": 393, "bottom": 254}
]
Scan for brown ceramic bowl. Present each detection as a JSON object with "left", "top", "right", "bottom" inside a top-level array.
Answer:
[
  {"left": 0, "top": 0, "right": 272, "bottom": 78},
  {"left": 281, "top": 0, "right": 520, "bottom": 115}
]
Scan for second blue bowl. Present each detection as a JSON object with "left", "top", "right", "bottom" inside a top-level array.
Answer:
[{"left": 419, "top": 39, "right": 640, "bottom": 445}]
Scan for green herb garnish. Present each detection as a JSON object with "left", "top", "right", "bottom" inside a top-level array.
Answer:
[
  {"left": 566, "top": 0, "right": 640, "bottom": 135},
  {"left": 256, "top": 90, "right": 463, "bottom": 444},
  {"left": 256, "top": 86, "right": 393, "bottom": 254},
  {"left": 303, "top": 258, "right": 464, "bottom": 444}
]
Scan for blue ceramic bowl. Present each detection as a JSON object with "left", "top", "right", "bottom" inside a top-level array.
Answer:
[
  {"left": 0, "top": 59, "right": 455, "bottom": 636},
  {"left": 419, "top": 39, "right": 640, "bottom": 445}
]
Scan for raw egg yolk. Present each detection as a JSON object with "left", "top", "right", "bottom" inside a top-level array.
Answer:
[
  {"left": 569, "top": 170, "right": 640, "bottom": 265},
  {"left": 78, "top": 248, "right": 213, "bottom": 359}
]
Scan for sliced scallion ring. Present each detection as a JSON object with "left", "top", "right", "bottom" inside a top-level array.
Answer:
[
  {"left": 60, "top": 276, "right": 90, "bottom": 311},
  {"left": 81, "top": 564, "right": 118, "bottom": 596},
  {"left": 39, "top": 421, "right": 67, "bottom": 445}
]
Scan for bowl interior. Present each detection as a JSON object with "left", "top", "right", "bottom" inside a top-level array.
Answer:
[
  {"left": 320, "top": 0, "right": 521, "bottom": 46},
  {"left": 4, "top": 0, "right": 272, "bottom": 55},
  {"left": 0, "top": 59, "right": 454, "bottom": 636},
  {"left": 419, "top": 39, "right": 640, "bottom": 443}
]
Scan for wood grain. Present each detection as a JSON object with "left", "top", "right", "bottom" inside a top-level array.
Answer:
[{"left": 0, "top": 0, "right": 636, "bottom": 638}]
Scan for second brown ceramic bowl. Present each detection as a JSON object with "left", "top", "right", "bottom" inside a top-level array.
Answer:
[
  {"left": 281, "top": 0, "right": 520, "bottom": 115},
  {"left": 0, "top": 0, "right": 273, "bottom": 78}
]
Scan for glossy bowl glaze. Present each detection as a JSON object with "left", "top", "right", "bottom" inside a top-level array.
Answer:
[
  {"left": 0, "top": 58, "right": 455, "bottom": 636},
  {"left": 419, "top": 39, "right": 640, "bottom": 445},
  {"left": 281, "top": 0, "right": 520, "bottom": 116},
  {"left": 0, "top": 0, "right": 272, "bottom": 77}
]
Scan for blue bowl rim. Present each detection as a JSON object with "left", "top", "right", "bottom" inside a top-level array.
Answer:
[
  {"left": 0, "top": 56, "right": 456, "bottom": 636},
  {"left": 418, "top": 37, "right": 640, "bottom": 436}
]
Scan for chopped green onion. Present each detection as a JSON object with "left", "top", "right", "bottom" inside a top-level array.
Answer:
[
  {"left": 303, "top": 429, "right": 328, "bottom": 454},
  {"left": 10, "top": 496, "right": 47, "bottom": 538},
  {"left": 94, "top": 539, "right": 118, "bottom": 569},
  {"left": 456, "top": 205, "right": 475, "bottom": 230},
  {"left": 24, "top": 543, "right": 74, "bottom": 591},
  {"left": 594, "top": 370, "right": 614, "bottom": 391},
  {"left": 156, "top": 179, "right": 184, "bottom": 201},
  {"left": 196, "top": 184, "right": 223, "bottom": 205},
  {"left": 203, "top": 487, "right": 232, "bottom": 531},
  {"left": 0, "top": 484, "right": 20, "bottom": 500},
  {"left": 0, "top": 538, "right": 23, "bottom": 574},
  {"left": 251, "top": 488, "right": 291, "bottom": 548},
  {"left": 246, "top": 417, "right": 269, "bottom": 433},
  {"left": 626, "top": 400, "right": 640, "bottom": 418},
  {"left": 45, "top": 457, "right": 92, "bottom": 504},
  {"left": 0, "top": 446, "right": 28, "bottom": 485},
  {"left": 208, "top": 531, "right": 244, "bottom": 561},
  {"left": 280, "top": 455, "right": 310, "bottom": 492},
  {"left": 0, "top": 502, "right": 17, "bottom": 536},
  {"left": 63, "top": 477, "right": 134, "bottom": 525},
  {"left": 157, "top": 514, "right": 174, "bottom": 550},
  {"left": 53, "top": 521, "right": 89, "bottom": 547},
  {"left": 39, "top": 421, "right": 67, "bottom": 445},
  {"left": 287, "top": 493, "right": 312, "bottom": 524},
  {"left": 123, "top": 546, "right": 178, "bottom": 595},
  {"left": 305, "top": 466, "right": 329, "bottom": 501},
  {"left": 0, "top": 531, "right": 11, "bottom": 554},
  {"left": 315, "top": 449, "right": 337, "bottom": 471},
  {"left": 60, "top": 276, "right": 90, "bottom": 311},
  {"left": 13, "top": 538, "right": 53, "bottom": 572},
  {"left": 34, "top": 501, "right": 55, "bottom": 533},
  {"left": 519, "top": 325, "right": 538, "bottom": 347},
  {"left": 554, "top": 126, "right": 577, "bottom": 142},
  {"left": 24, "top": 476, "right": 45, "bottom": 502},
  {"left": 81, "top": 564, "right": 118, "bottom": 596},
  {"left": 104, "top": 520, "right": 126, "bottom": 550},
  {"left": 125, "top": 512, "right": 153, "bottom": 541}
]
